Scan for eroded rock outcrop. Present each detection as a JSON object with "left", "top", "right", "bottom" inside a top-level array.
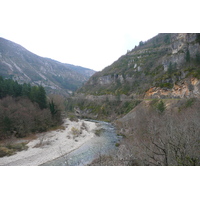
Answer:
[{"left": 145, "top": 78, "right": 200, "bottom": 99}]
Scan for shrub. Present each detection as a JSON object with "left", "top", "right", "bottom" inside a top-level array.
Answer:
[
  {"left": 150, "top": 99, "right": 165, "bottom": 113},
  {"left": 71, "top": 127, "right": 80, "bottom": 137},
  {"left": 159, "top": 82, "right": 173, "bottom": 89},
  {"left": 0, "top": 146, "right": 13, "bottom": 157},
  {"left": 157, "top": 100, "right": 165, "bottom": 113},
  {"left": 115, "top": 143, "right": 120, "bottom": 147},
  {"left": 94, "top": 129, "right": 103, "bottom": 137},
  {"left": 6, "top": 143, "right": 28, "bottom": 151},
  {"left": 150, "top": 99, "right": 159, "bottom": 107},
  {"left": 68, "top": 114, "right": 78, "bottom": 122},
  {"left": 185, "top": 98, "right": 195, "bottom": 108},
  {"left": 0, "top": 142, "right": 29, "bottom": 157}
]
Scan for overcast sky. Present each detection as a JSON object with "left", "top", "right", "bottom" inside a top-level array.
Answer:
[{"left": 0, "top": 0, "right": 198, "bottom": 71}]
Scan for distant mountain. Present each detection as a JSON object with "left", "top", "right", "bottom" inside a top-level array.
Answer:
[
  {"left": 78, "top": 33, "right": 200, "bottom": 99},
  {"left": 0, "top": 37, "right": 96, "bottom": 95}
]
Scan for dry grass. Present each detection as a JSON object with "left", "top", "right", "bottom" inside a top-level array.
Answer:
[
  {"left": 48, "top": 125, "right": 66, "bottom": 131},
  {"left": 0, "top": 142, "right": 28, "bottom": 157}
]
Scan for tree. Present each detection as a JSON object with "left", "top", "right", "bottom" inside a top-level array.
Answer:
[
  {"left": 2, "top": 116, "right": 12, "bottom": 133},
  {"left": 186, "top": 49, "right": 190, "bottom": 63},
  {"left": 49, "top": 100, "right": 58, "bottom": 116},
  {"left": 139, "top": 41, "right": 144, "bottom": 46},
  {"left": 115, "top": 98, "right": 200, "bottom": 166},
  {"left": 13, "top": 81, "right": 22, "bottom": 97},
  {"left": 195, "top": 52, "right": 200, "bottom": 64},
  {"left": 37, "top": 86, "right": 47, "bottom": 109},
  {"left": 22, "top": 83, "right": 31, "bottom": 98},
  {"left": 30, "top": 85, "right": 47, "bottom": 109},
  {"left": 167, "top": 62, "right": 173, "bottom": 74},
  {"left": 196, "top": 33, "right": 200, "bottom": 44},
  {"left": 157, "top": 100, "right": 165, "bottom": 113},
  {"left": 164, "top": 34, "right": 170, "bottom": 44}
]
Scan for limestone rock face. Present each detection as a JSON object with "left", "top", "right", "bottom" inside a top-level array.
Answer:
[
  {"left": 79, "top": 33, "right": 200, "bottom": 98},
  {"left": 162, "top": 33, "right": 200, "bottom": 71},
  {"left": 98, "top": 75, "right": 113, "bottom": 85}
]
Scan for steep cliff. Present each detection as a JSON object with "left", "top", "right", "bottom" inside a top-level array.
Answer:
[{"left": 78, "top": 33, "right": 200, "bottom": 99}]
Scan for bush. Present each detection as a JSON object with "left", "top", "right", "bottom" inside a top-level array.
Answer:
[
  {"left": 115, "top": 143, "right": 120, "bottom": 147},
  {"left": 0, "top": 146, "right": 13, "bottom": 157},
  {"left": 68, "top": 114, "right": 78, "bottom": 122},
  {"left": 157, "top": 100, "right": 165, "bottom": 113},
  {"left": 185, "top": 98, "right": 195, "bottom": 108},
  {"left": 71, "top": 127, "right": 80, "bottom": 137},
  {"left": 159, "top": 82, "right": 173, "bottom": 89},
  {"left": 6, "top": 143, "right": 28, "bottom": 151},
  {"left": 150, "top": 99, "right": 165, "bottom": 113},
  {"left": 0, "top": 142, "right": 28, "bottom": 157},
  {"left": 94, "top": 129, "right": 103, "bottom": 137}
]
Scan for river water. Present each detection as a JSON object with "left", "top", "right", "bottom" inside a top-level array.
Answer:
[{"left": 41, "top": 120, "right": 121, "bottom": 166}]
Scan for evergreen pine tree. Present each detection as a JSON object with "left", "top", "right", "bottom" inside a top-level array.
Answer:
[
  {"left": 37, "top": 86, "right": 47, "bottom": 109},
  {"left": 49, "top": 100, "right": 58, "bottom": 116},
  {"left": 157, "top": 100, "right": 165, "bottom": 113},
  {"left": 186, "top": 49, "right": 190, "bottom": 63}
]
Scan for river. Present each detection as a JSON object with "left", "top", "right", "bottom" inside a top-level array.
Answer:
[{"left": 41, "top": 120, "right": 121, "bottom": 166}]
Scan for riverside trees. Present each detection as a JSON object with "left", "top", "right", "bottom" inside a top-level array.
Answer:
[{"left": 0, "top": 76, "right": 62, "bottom": 139}]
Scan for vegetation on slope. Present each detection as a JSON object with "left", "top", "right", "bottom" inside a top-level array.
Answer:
[
  {"left": 114, "top": 98, "right": 200, "bottom": 166},
  {"left": 78, "top": 33, "right": 200, "bottom": 97},
  {"left": 66, "top": 97, "right": 141, "bottom": 121}
]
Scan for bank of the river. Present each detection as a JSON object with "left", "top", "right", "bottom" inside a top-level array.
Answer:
[
  {"left": 41, "top": 121, "right": 121, "bottom": 166},
  {"left": 0, "top": 119, "right": 97, "bottom": 166}
]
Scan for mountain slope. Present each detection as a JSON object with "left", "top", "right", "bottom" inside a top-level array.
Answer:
[
  {"left": 0, "top": 37, "right": 96, "bottom": 95},
  {"left": 78, "top": 33, "right": 200, "bottom": 99}
]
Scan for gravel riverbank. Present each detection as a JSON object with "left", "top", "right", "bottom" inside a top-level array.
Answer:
[{"left": 0, "top": 119, "right": 97, "bottom": 166}]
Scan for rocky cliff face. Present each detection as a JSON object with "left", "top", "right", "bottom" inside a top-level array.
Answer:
[
  {"left": 0, "top": 37, "right": 96, "bottom": 95},
  {"left": 161, "top": 33, "right": 199, "bottom": 70},
  {"left": 78, "top": 33, "right": 200, "bottom": 99},
  {"left": 145, "top": 77, "right": 200, "bottom": 99}
]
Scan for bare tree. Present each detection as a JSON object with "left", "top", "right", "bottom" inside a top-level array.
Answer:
[{"left": 115, "top": 99, "right": 200, "bottom": 166}]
